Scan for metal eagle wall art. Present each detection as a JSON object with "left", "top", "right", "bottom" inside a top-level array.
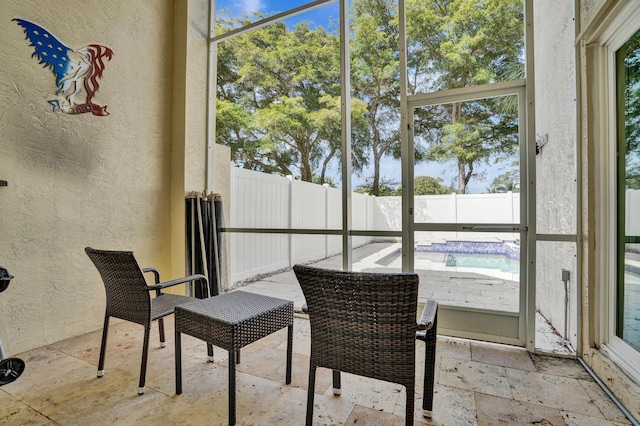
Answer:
[{"left": 14, "top": 19, "right": 114, "bottom": 116}]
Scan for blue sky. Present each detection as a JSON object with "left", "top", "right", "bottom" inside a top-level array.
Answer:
[
  {"left": 216, "top": 0, "right": 331, "bottom": 15},
  {"left": 216, "top": 0, "right": 303, "bottom": 14},
  {"left": 215, "top": 0, "right": 340, "bottom": 29}
]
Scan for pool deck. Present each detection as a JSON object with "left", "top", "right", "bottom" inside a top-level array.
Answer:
[{"left": 234, "top": 242, "right": 573, "bottom": 355}]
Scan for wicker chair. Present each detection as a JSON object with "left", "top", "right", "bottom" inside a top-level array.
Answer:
[
  {"left": 85, "top": 247, "right": 209, "bottom": 395},
  {"left": 293, "top": 264, "right": 438, "bottom": 426}
]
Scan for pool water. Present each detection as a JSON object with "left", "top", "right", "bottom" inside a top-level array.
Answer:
[
  {"left": 413, "top": 251, "right": 520, "bottom": 275},
  {"left": 444, "top": 253, "right": 520, "bottom": 274},
  {"left": 371, "top": 240, "right": 521, "bottom": 279},
  {"left": 415, "top": 240, "right": 520, "bottom": 260},
  {"left": 415, "top": 240, "right": 521, "bottom": 278}
]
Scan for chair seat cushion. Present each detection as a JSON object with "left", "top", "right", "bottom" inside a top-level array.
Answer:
[{"left": 151, "top": 293, "right": 194, "bottom": 320}]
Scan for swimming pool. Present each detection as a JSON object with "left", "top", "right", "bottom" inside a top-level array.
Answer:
[
  {"left": 415, "top": 240, "right": 520, "bottom": 274},
  {"left": 415, "top": 239, "right": 520, "bottom": 259},
  {"left": 371, "top": 240, "right": 521, "bottom": 279}
]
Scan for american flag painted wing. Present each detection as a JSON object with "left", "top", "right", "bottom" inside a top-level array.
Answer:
[
  {"left": 13, "top": 19, "right": 71, "bottom": 87},
  {"left": 79, "top": 44, "right": 114, "bottom": 103}
]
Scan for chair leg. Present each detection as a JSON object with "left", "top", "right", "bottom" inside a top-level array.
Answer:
[
  {"left": 175, "top": 329, "right": 182, "bottom": 395},
  {"left": 422, "top": 327, "right": 437, "bottom": 418},
  {"left": 405, "top": 385, "right": 415, "bottom": 426},
  {"left": 158, "top": 318, "right": 166, "bottom": 348},
  {"left": 286, "top": 324, "right": 293, "bottom": 384},
  {"left": 97, "top": 315, "right": 110, "bottom": 378},
  {"left": 207, "top": 342, "right": 214, "bottom": 362},
  {"left": 306, "top": 363, "right": 317, "bottom": 426},
  {"left": 332, "top": 369, "right": 341, "bottom": 395},
  {"left": 229, "top": 350, "right": 237, "bottom": 426},
  {"left": 138, "top": 325, "right": 151, "bottom": 395}
]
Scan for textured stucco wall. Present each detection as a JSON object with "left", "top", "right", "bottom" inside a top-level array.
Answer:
[
  {"left": 170, "top": 0, "right": 210, "bottom": 281},
  {"left": 533, "top": 0, "right": 579, "bottom": 348},
  {"left": 580, "top": 0, "right": 608, "bottom": 29},
  {"left": 0, "top": 1, "right": 177, "bottom": 354},
  {"left": 169, "top": 0, "right": 231, "bottom": 287}
]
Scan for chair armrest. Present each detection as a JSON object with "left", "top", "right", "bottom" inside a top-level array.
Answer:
[
  {"left": 147, "top": 274, "right": 209, "bottom": 297},
  {"left": 417, "top": 299, "right": 438, "bottom": 331},
  {"left": 142, "top": 267, "right": 160, "bottom": 284}
]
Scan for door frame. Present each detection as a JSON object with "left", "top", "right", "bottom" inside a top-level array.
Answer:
[
  {"left": 591, "top": 1, "right": 640, "bottom": 382},
  {"left": 402, "top": 81, "right": 531, "bottom": 347}
]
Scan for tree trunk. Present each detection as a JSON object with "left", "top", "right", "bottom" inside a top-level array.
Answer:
[
  {"left": 320, "top": 148, "right": 337, "bottom": 185},
  {"left": 300, "top": 163, "right": 312, "bottom": 182},
  {"left": 372, "top": 157, "right": 381, "bottom": 196},
  {"left": 451, "top": 101, "right": 467, "bottom": 193},
  {"left": 457, "top": 159, "right": 467, "bottom": 194},
  {"left": 300, "top": 148, "right": 312, "bottom": 182}
]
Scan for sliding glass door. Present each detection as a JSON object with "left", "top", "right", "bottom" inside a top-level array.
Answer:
[{"left": 616, "top": 28, "right": 640, "bottom": 354}]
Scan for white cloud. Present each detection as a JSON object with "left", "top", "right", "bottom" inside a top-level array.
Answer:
[{"left": 240, "top": 0, "right": 264, "bottom": 13}]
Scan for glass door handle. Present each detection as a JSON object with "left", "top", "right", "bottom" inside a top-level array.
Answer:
[{"left": 461, "top": 225, "right": 528, "bottom": 232}]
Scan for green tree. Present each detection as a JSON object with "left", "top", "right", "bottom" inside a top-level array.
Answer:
[
  {"left": 351, "top": 0, "right": 401, "bottom": 196},
  {"left": 621, "top": 30, "right": 640, "bottom": 189},
  {"left": 216, "top": 16, "right": 368, "bottom": 184},
  {"left": 412, "top": 176, "right": 454, "bottom": 195},
  {"left": 407, "top": 0, "right": 524, "bottom": 193},
  {"left": 216, "top": 1, "right": 524, "bottom": 193},
  {"left": 312, "top": 173, "right": 337, "bottom": 188},
  {"left": 488, "top": 170, "right": 520, "bottom": 193},
  {"left": 624, "top": 164, "right": 640, "bottom": 189},
  {"left": 355, "top": 176, "right": 399, "bottom": 196}
]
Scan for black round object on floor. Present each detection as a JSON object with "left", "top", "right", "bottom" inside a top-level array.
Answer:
[
  {"left": 0, "top": 357, "right": 25, "bottom": 385},
  {"left": 0, "top": 265, "right": 12, "bottom": 293}
]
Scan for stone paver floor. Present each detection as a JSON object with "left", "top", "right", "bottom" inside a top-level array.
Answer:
[{"left": 0, "top": 315, "right": 631, "bottom": 425}]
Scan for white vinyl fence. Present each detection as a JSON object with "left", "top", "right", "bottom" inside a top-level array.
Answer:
[
  {"left": 229, "top": 168, "right": 640, "bottom": 283},
  {"left": 229, "top": 168, "right": 370, "bottom": 281},
  {"left": 228, "top": 167, "right": 527, "bottom": 283}
]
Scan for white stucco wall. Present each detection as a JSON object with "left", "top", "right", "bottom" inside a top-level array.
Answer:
[
  {"left": 533, "top": 0, "right": 579, "bottom": 348},
  {"left": 579, "top": 0, "right": 608, "bottom": 29},
  {"left": 0, "top": 0, "right": 210, "bottom": 354}
]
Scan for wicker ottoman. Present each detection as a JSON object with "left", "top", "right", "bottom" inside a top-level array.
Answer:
[{"left": 174, "top": 291, "right": 294, "bottom": 426}]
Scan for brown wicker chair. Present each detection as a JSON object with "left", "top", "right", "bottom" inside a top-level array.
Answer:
[
  {"left": 85, "top": 247, "right": 209, "bottom": 395},
  {"left": 293, "top": 264, "right": 438, "bottom": 426}
]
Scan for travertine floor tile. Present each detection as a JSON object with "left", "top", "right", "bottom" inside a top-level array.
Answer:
[
  {"left": 438, "top": 357, "right": 512, "bottom": 398},
  {"left": 220, "top": 345, "right": 333, "bottom": 393},
  {"left": 476, "top": 392, "right": 565, "bottom": 426},
  {"left": 1, "top": 314, "right": 633, "bottom": 426},
  {"left": 561, "top": 411, "right": 630, "bottom": 426},
  {"left": 320, "top": 371, "right": 404, "bottom": 414},
  {"left": 0, "top": 346, "right": 99, "bottom": 406},
  {"left": 277, "top": 315, "right": 311, "bottom": 356},
  {"left": 425, "top": 384, "right": 477, "bottom": 426},
  {"left": 578, "top": 379, "right": 632, "bottom": 424},
  {"left": 437, "top": 336, "right": 472, "bottom": 361},
  {"left": 506, "top": 368, "right": 603, "bottom": 418},
  {"left": 46, "top": 379, "right": 196, "bottom": 426},
  {"left": 529, "top": 353, "right": 593, "bottom": 380},
  {"left": 49, "top": 326, "right": 103, "bottom": 364},
  {"left": 471, "top": 341, "right": 536, "bottom": 371},
  {"left": 224, "top": 373, "right": 302, "bottom": 425},
  {"left": 346, "top": 404, "right": 404, "bottom": 425},
  {"left": 303, "top": 390, "right": 359, "bottom": 425},
  {"left": 0, "top": 389, "right": 57, "bottom": 426}
]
